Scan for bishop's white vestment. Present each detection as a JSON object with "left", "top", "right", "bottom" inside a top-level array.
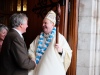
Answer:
[{"left": 28, "top": 33, "right": 72, "bottom": 75}]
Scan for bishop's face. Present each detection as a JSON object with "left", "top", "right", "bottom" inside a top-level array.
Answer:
[{"left": 42, "top": 18, "right": 54, "bottom": 34}]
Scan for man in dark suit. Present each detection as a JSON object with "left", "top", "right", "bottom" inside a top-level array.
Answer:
[{"left": 0, "top": 13, "right": 36, "bottom": 75}]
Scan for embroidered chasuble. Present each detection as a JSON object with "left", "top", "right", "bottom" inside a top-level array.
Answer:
[{"left": 28, "top": 33, "right": 72, "bottom": 75}]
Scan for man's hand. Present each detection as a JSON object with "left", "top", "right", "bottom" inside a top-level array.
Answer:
[{"left": 31, "top": 58, "right": 37, "bottom": 67}]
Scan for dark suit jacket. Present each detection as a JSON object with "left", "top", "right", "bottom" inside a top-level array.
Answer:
[{"left": 0, "top": 29, "right": 35, "bottom": 75}]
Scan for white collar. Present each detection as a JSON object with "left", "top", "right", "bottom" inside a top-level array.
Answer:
[{"left": 13, "top": 28, "right": 23, "bottom": 38}]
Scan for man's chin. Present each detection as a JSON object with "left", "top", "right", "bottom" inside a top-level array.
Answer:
[{"left": 43, "top": 29, "right": 46, "bottom": 32}]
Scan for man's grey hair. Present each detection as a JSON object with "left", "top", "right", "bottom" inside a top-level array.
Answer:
[
  {"left": 9, "top": 13, "right": 28, "bottom": 28},
  {"left": 0, "top": 24, "right": 9, "bottom": 32}
]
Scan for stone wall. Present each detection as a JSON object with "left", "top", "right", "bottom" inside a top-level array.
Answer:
[{"left": 77, "top": 0, "right": 100, "bottom": 75}]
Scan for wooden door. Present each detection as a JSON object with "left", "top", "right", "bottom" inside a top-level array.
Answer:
[
  {"left": 25, "top": 0, "right": 78, "bottom": 75},
  {"left": 66, "top": 0, "right": 79, "bottom": 75}
]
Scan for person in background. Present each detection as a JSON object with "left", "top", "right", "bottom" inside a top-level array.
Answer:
[
  {"left": 0, "top": 13, "right": 36, "bottom": 75},
  {"left": 0, "top": 24, "right": 8, "bottom": 52},
  {"left": 28, "top": 10, "right": 72, "bottom": 75}
]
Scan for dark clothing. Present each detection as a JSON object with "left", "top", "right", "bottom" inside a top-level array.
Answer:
[
  {"left": 0, "top": 29, "right": 35, "bottom": 75},
  {"left": 0, "top": 45, "right": 1, "bottom": 52}
]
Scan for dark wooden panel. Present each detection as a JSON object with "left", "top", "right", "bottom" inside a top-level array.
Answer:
[{"left": 67, "top": 0, "right": 78, "bottom": 75}]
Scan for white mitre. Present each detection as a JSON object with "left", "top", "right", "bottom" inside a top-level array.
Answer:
[{"left": 44, "top": 10, "right": 56, "bottom": 25}]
